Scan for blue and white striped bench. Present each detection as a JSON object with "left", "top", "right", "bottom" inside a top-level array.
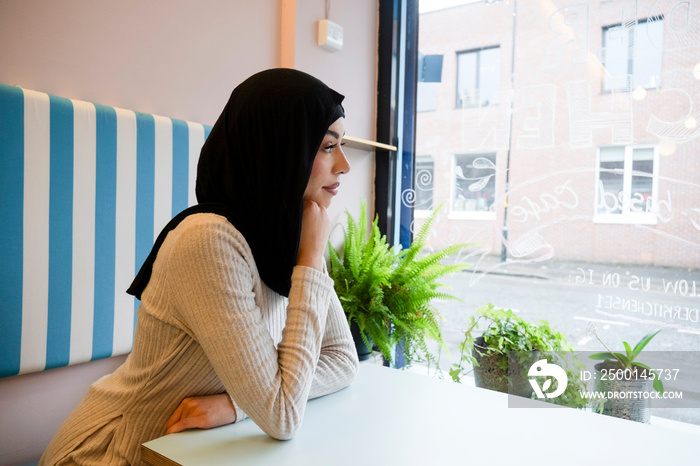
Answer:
[{"left": 0, "top": 83, "right": 212, "bottom": 377}]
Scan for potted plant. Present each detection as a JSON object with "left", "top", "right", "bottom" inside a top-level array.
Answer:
[
  {"left": 450, "top": 304, "right": 591, "bottom": 409},
  {"left": 589, "top": 328, "right": 663, "bottom": 423},
  {"left": 328, "top": 201, "right": 470, "bottom": 368}
]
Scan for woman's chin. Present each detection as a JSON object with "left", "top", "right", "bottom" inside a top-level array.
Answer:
[{"left": 304, "top": 192, "right": 334, "bottom": 209}]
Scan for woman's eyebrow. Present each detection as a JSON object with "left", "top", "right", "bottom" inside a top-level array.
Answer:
[{"left": 326, "top": 130, "right": 341, "bottom": 139}]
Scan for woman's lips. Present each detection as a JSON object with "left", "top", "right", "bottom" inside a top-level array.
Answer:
[{"left": 323, "top": 182, "right": 340, "bottom": 196}]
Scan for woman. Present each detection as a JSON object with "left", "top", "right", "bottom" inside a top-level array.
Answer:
[{"left": 40, "top": 68, "right": 359, "bottom": 465}]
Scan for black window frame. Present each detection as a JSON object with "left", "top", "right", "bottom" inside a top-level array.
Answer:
[
  {"left": 375, "top": 0, "right": 419, "bottom": 369},
  {"left": 375, "top": 0, "right": 418, "bottom": 251}
]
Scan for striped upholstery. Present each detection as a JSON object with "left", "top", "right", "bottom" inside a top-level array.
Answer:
[{"left": 0, "top": 84, "right": 212, "bottom": 377}]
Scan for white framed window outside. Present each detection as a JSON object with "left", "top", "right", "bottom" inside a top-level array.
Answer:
[
  {"left": 413, "top": 155, "right": 435, "bottom": 218},
  {"left": 602, "top": 18, "right": 664, "bottom": 92},
  {"left": 456, "top": 46, "right": 500, "bottom": 108},
  {"left": 450, "top": 153, "right": 497, "bottom": 220},
  {"left": 594, "top": 145, "right": 659, "bottom": 224}
]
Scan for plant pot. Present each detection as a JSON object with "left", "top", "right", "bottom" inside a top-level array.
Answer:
[
  {"left": 350, "top": 321, "right": 373, "bottom": 361},
  {"left": 594, "top": 362, "right": 653, "bottom": 423},
  {"left": 471, "top": 336, "right": 534, "bottom": 398}
]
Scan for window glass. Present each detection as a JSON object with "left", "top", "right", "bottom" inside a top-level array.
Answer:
[
  {"left": 603, "top": 24, "right": 631, "bottom": 90},
  {"left": 457, "top": 47, "right": 500, "bottom": 107},
  {"left": 414, "top": 155, "right": 435, "bottom": 211},
  {"left": 456, "top": 50, "right": 478, "bottom": 107},
  {"left": 417, "top": 82, "right": 439, "bottom": 112},
  {"left": 453, "top": 153, "right": 496, "bottom": 214},
  {"left": 597, "top": 146, "right": 625, "bottom": 215},
  {"left": 479, "top": 47, "right": 501, "bottom": 106},
  {"left": 631, "top": 147, "right": 654, "bottom": 212},
  {"left": 633, "top": 19, "right": 664, "bottom": 88},
  {"left": 596, "top": 145, "right": 656, "bottom": 219},
  {"left": 414, "top": 0, "right": 700, "bottom": 427},
  {"left": 603, "top": 19, "right": 664, "bottom": 91}
]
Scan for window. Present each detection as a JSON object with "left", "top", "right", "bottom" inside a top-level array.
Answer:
[
  {"left": 595, "top": 145, "right": 658, "bottom": 223},
  {"left": 451, "top": 153, "right": 496, "bottom": 219},
  {"left": 602, "top": 19, "right": 664, "bottom": 92},
  {"left": 413, "top": 155, "right": 435, "bottom": 214},
  {"left": 412, "top": 1, "right": 699, "bottom": 427},
  {"left": 417, "top": 53, "right": 443, "bottom": 112},
  {"left": 456, "top": 46, "right": 500, "bottom": 107}
]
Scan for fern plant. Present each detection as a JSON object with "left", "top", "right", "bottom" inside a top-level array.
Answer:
[
  {"left": 328, "top": 200, "right": 470, "bottom": 368},
  {"left": 450, "top": 304, "right": 596, "bottom": 410}
]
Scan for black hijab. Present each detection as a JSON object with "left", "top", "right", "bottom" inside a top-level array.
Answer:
[{"left": 128, "top": 68, "right": 345, "bottom": 299}]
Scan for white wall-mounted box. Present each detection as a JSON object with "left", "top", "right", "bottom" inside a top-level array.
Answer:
[{"left": 318, "top": 19, "right": 343, "bottom": 52}]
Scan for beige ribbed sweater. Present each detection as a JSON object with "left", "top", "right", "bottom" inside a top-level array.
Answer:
[{"left": 40, "top": 213, "right": 359, "bottom": 466}]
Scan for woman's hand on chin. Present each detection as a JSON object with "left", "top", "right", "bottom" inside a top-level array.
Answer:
[{"left": 296, "top": 200, "right": 330, "bottom": 271}]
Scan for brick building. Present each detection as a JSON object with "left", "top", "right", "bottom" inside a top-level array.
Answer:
[{"left": 413, "top": 0, "right": 700, "bottom": 268}]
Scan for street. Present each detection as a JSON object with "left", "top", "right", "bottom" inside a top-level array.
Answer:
[{"left": 437, "top": 271, "right": 700, "bottom": 356}]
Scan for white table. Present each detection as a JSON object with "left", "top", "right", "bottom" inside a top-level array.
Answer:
[{"left": 142, "top": 363, "right": 698, "bottom": 465}]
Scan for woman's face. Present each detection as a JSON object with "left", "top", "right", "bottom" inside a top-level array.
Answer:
[{"left": 303, "top": 117, "right": 351, "bottom": 208}]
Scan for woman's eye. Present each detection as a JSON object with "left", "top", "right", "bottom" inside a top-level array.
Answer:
[{"left": 323, "top": 141, "right": 345, "bottom": 153}]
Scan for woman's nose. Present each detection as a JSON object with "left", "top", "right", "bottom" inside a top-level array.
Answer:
[{"left": 334, "top": 147, "right": 351, "bottom": 174}]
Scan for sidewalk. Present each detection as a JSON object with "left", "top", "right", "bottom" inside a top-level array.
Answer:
[{"left": 467, "top": 254, "right": 698, "bottom": 291}]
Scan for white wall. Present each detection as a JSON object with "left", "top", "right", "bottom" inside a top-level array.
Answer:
[
  {"left": 295, "top": 0, "right": 377, "bottom": 142},
  {"left": 295, "top": 0, "right": 379, "bottom": 243},
  {"left": 0, "top": 0, "right": 277, "bottom": 125},
  {"left": 0, "top": 1, "right": 378, "bottom": 463}
]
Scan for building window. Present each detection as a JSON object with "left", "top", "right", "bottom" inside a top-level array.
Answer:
[
  {"left": 456, "top": 46, "right": 500, "bottom": 108},
  {"left": 452, "top": 153, "right": 496, "bottom": 219},
  {"left": 595, "top": 145, "right": 659, "bottom": 224},
  {"left": 413, "top": 155, "right": 434, "bottom": 214},
  {"left": 602, "top": 18, "right": 664, "bottom": 92},
  {"left": 417, "top": 53, "right": 443, "bottom": 112}
]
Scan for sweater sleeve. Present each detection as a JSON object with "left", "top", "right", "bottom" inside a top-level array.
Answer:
[
  {"left": 232, "top": 280, "right": 359, "bottom": 424},
  {"left": 308, "top": 290, "right": 359, "bottom": 400},
  {"left": 164, "top": 219, "right": 334, "bottom": 440}
]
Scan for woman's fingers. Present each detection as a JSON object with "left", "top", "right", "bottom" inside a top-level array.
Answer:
[
  {"left": 165, "top": 402, "right": 185, "bottom": 431},
  {"left": 166, "top": 416, "right": 197, "bottom": 435}
]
